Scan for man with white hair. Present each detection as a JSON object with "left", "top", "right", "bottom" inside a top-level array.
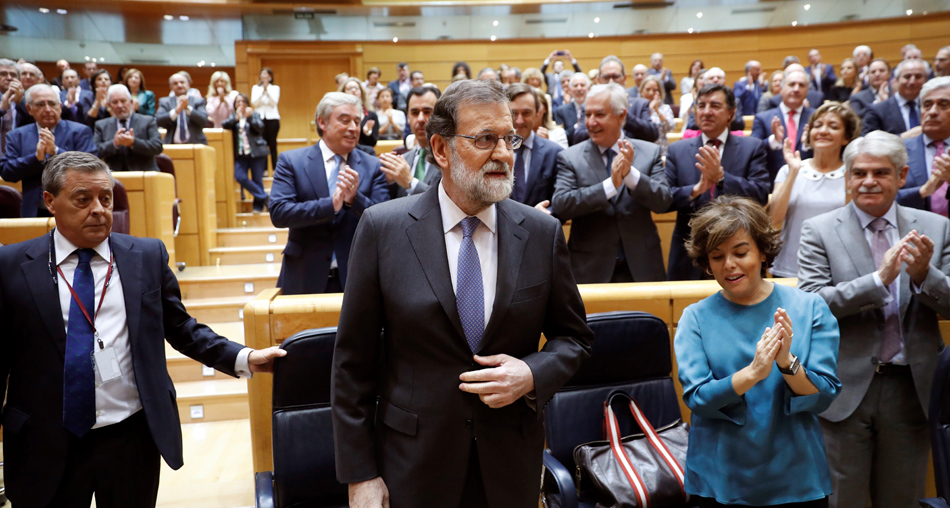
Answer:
[
  {"left": 753, "top": 68, "right": 816, "bottom": 185},
  {"left": 898, "top": 76, "right": 950, "bottom": 215},
  {"left": 734, "top": 60, "right": 766, "bottom": 117},
  {"left": 94, "top": 84, "right": 163, "bottom": 172},
  {"left": 799, "top": 129, "right": 950, "bottom": 508},
  {"left": 0, "top": 84, "right": 96, "bottom": 217},
  {"left": 269, "top": 91, "right": 389, "bottom": 294},
  {"left": 628, "top": 63, "right": 649, "bottom": 98},
  {"left": 686, "top": 67, "right": 747, "bottom": 132},
  {"left": 552, "top": 83, "right": 670, "bottom": 283},
  {"left": 853, "top": 44, "right": 873, "bottom": 88},
  {"left": 156, "top": 72, "right": 208, "bottom": 145},
  {"left": 0, "top": 58, "right": 26, "bottom": 150},
  {"left": 647, "top": 52, "right": 676, "bottom": 105},
  {"left": 554, "top": 72, "right": 590, "bottom": 145},
  {"left": 862, "top": 59, "right": 928, "bottom": 137}
]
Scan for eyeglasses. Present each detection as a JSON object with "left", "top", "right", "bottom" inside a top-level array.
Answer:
[
  {"left": 0, "top": 71, "right": 17, "bottom": 78},
  {"left": 449, "top": 132, "right": 523, "bottom": 150}
]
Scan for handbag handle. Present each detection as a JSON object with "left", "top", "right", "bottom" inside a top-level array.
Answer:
[{"left": 603, "top": 391, "right": 688, "bottom": 507}]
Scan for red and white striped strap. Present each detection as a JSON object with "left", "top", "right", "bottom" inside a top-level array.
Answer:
[
  {"left": 605, "top": 401, "right": 651, "bottom": 508},
  {"left": 627, "top": 398, "right": 687, "bottom": 494}
]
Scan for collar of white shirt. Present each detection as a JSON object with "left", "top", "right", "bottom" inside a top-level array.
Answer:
[
  {"left": 700, "top": 129, "right": 729, "bottom": 148},
  {"left": 438, "top": 181, "right": 497, "bottom": 235},
  {"left": 523, "top": 131, "right": 535, "bottom": 151},
  {"left": 923, "top": 133, "right": 950, "bottom": 148},
  {"left": 853, "top": 200, "right": 899, "bottom": 231},
  {"left": 54, "top": 228, "right": 110, "bottom": 267},
  {"left": 896, "top": 93, "right": 919, "bottom": 110},
  {"left": 318, "top": 139, "right": 350, "bottom": 179}
]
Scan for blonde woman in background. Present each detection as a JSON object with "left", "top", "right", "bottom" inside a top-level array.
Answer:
[
  {"left": 522, "top": 67, "right": 545, "bottom": 89},
  {"left": 640, "top": 75, "right": 676, "bottom": 155},
  {"left": 206, "top": 71, "right": 239, "bottom": 128},
  {"left": 251, "top": 67, "right": 280, "bottom": 173},
  {"left": 535, "top": 93, "right": 568, "bottom": 149}
]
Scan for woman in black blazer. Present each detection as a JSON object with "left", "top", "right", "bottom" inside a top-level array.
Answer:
[{"left": 223, "top": 93, "right": 269, "bottom": 212}]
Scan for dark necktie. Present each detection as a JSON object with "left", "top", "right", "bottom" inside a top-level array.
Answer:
[
  {"left": 512, "top": 145, "right": 527, "bottom": 203},
  {"left": 176, "top": 105, "right": 189, "bottom": 143},
  {"left": 908, "top": 101, "right": 920, "bottom": 129},
  {"left": 868, "top": 218, "right": 903, "bottom": 362},
  {"left": 1, "top": 106, "right": 13, "bottom": 153},
  {"left": 456, "top": 217, "right": 484, "bottom": 352},
  {"left": 63, "top": 248, "right": 97, "bottom": 437}
]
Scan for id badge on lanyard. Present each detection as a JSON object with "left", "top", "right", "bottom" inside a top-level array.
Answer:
[{"left": 51, "top": 230, "right": 122, "bottom": 384}]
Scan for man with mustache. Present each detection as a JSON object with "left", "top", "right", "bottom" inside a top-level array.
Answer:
[
  {"left": 332, "top": 79, "right": 593, "bottom": 508},
  {"left": 269, "top": 91, "right": 389, "bottom": 294},
  {"left": 798, "top": 130, "right": 950, "bottom": 508}
]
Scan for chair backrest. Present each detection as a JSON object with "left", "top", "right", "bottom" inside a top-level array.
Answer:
[
  {"left": 111, "top": 178, "right": 130, "bottom": 235},
  {"left": 544, "top": 311, "right": 682, "bottom": 470},
  {"left": 930, "top": 345, "right": 950, "bottom": 498},
  {"left": 156, "top": 153, "right": 176, "bottom": 179},
  {"left": 0, "top": 186, "right": 22, "bottom": 218},
  {"left": 271, "top": 327, "right": 347, "bottom": 508}
]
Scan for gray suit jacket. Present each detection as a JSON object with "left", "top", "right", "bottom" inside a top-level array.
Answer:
[
  {"left": 156, "top": 95, "right": 209, "bottom": 145},
  {"left": 94, "top": 113, "right": 164, "bottom": 172},
  {"left": 551, "top": 137, "right": 671, "bottom": 283},
  {"left": 798, "top": 202, "right": 950, "bottom": 421},
  {"left": 388, "top": 146, "right": 442, "bottom": 199}
]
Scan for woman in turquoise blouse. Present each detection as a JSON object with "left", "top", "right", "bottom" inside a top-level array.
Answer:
[
  {"left": 123, "top": 68, "right": 156, "bottom": 116},
  {"left": 674, "top": 196, "right": 841, "bottom": 507}
]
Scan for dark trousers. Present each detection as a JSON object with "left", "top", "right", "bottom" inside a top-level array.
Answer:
[
  {"left": 45, "top": 410, "right": 161, "bottom": 508},
  {"left": 235, "top": 154, "right": 268, "bottom": 200},
  {"left": 459, "top": 439, "right": 488, "bottom": 508},
  {"left": 695, "top": 496, "right": 829, "bottom": 508},
  {"left": 262, "top": 118, "right": 281, "bottom": 173}
]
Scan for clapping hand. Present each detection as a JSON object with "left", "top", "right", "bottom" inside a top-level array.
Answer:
[
  {"left": 773, "top": 308, "right": 795, "bottom": 369},
  {"left": 901, "top": 230, "right": 935, "bottom": 286},
  {"left": 770, "top": 116, "right": 786, "bottom": 144},
  {"left": 35, "top": 127, "right": 56, "bottom": 161},
  {"left": 610, "top": 139, "right": 634, "bottom": 188},
  {"left": 336, "top": 166, "right": 361, "bottom": 206},
  {"left": 114, "top": 127, "right": 135, "bottom": 147},
  {"left": 691, "top": 145, "right": 723, "bottom": 197},
  {"left": 749, "top": 325, "right": 782, "bottom": 381},
  {"left": 782, "top": 137, "right": 802, "bottom": 175},
  {"left": 175, "top": 95, "right": 189, "bottom": 115},
  {"left": 379, "top": 152, "right": 412, "bottom": 188}
]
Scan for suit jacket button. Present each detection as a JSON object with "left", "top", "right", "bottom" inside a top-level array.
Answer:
[{"left": 465, "top": 419, "right": 473, "bottom": 428}]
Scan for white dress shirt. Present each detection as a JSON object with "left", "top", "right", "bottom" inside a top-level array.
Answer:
[
  {"left": 598, "top": 138, "right": 643, "bottom": 199},
  {"left": 54, "top": 230, "right": 252, "bottom": 428},
  {"left": 251, "top": 84, "right": 281, "bottom": 120},
  {"left": 852, "top": 202, "right": 910, "bottom": 364},
  {"left": 439, "top": 182, "right": 497, "bottom": 327}
]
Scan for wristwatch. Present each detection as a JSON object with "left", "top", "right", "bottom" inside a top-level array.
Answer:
[{"left": 778, "top": 353, "right": 801, "bottom": 375}]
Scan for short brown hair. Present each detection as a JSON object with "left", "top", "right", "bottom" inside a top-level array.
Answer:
[
  {"left": 505, "top": 82, "right": 540, "bottom": 112},
  {"left": 685, "top": 196, "right": 782, "bottom": 277},
  {"left": 802, "top": 101, "right": 862, "bottom": 152}
]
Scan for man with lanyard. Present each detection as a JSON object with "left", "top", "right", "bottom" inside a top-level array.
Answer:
[{"left": 0, "top": 151, "right": 286, "bottom": 507}]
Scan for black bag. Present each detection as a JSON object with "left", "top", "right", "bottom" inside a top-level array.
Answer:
[{"left": 573, "top": 391, "right": 690, "bottom": 508}]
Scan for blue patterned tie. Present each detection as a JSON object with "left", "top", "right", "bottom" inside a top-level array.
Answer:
[
  {"left": 456, "top": 217, "right": 484, "bottom": 352},
  {"left": 63, "top": 248, "right": 97, "bottom": 437},
  {"left": 329, "top": 155, "right": 343, "bottom": 266}
]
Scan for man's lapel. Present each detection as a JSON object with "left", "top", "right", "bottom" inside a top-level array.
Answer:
[
  {"left": 113, "top": 235, "right": 144, "bottom": 351},
  {"left": 405, "top": 188, "right": 465, "bottom": 341},
  {"left": 721, "top": 133, "right": 739, "bottom": 176},
  {"left": 585, "top": 141, "right": 609, "bottom": 181},
  {"left": 480, "top": 200, "right": 528, "bottom": 348},
  {"left": 304, "top": 144, "right": 331, "bottom": 198},
  {"left": 836, "top": 203, "right": 876, "bottom": 276},
  {"left": 22, "top": 237, "right": 68, "bottom": 358}
]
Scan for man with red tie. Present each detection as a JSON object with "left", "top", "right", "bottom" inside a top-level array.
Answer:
[
  {"left": 899, "top": 77, "right": 950, "bottom": 216},
  {"left": 664, "top": 83, "right": 770, "bottom": 281},
  {"left": 752, "top": 68, "right": 816, "bottom": 188}
]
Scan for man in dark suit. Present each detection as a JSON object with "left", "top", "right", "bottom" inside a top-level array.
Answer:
[
  {"left": 806, "top": 49, "right": 837, "bottom": 96},
  {"left": 505, "top": 83, "right": 563, "bottom": 213},
  {"left": 862, "top": 59, "right": 928, "bottom": 137},
  {"left": 78, "top": 61, "right": 97, "bottom": 92},
  {"left": 332, "top": 78, "right": 593, "bottom": 508},
  {"left": 733, "top": 60, "right": 766, "bottom": 117},
  {"left": 380, "top": 86, "right": 443, "bottom": 199},
  {"left": 156, "top": 72, "right": 208, "bottom": 145},
  {"left": 541, "top": 49, "right": 582, "bottom": 108},
  {"left": 269, "top": 92, "right": 389, "bottom": 295},
  {"left": 573, "top": 55, "right": 657, "bottom": 144},
  {"left": 849, "top": 59, "right": 893, "bottom": 119},
  {"left": 665, "top": 83, "right": 769, "bottom": 281},
  {"left": 898, "top": 77, "right": 950, "bottom": 214},
  {"left": 686, "top": 67, "right": 747, "bottom": 132},
  {"left": 552, "top": 83, "right": 670, "bottom": 283},
  {"left": 0, "top": 58, "right": 25, "bottom": 152},
  {"left": 94, "top": 84, "right": 163, "bottom": 172},
  {"left": 387, "top": 62, "right": 410, "bottom": 112},
  {"left": 752, "top": 68, "right": 816, "bottom": 186},
  {"left": 798, "top": 131, "right": 950, "bottom": 508},
  {"left": 1, "top": 84, "right": 97, "bottom": 217},
  {"left": 647, "top": 53, "right": 676, "bottom": 106},
  {"left": 48, "top": 59, "right": 70, "bottom": 90},
  {"left": 0, "top": 151, "right": 284, "bottom": 507},
  {"left": 554, "top": 72, "right": 589, "bottom": 146},
  {"left": 59, "top": 68, "right": 94, "bottom": 125}
]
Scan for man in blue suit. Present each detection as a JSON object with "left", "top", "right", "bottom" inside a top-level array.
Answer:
[
  {"left": 898, "top": 76, "right": 950, "bottom": 215},
  {"left": 58, "top": 68, "right": 94, "bottom": 125},
  {"left": 665, "top": 83, "right": 769, "bottom": 281},
  {"left": 862, "top": 59, "right": 928, "bottom": 137},
  {"left": 269, "top": 92, "right": 389, "bottom": 295},
  {"left": 0, "top": 151, "right": 285, "bottom": 507},
  {"left": 387, "top": 62, "right": 410, "bottom": 112},
  {"left": 506, "top": 83, "right": 562, "bottom": 214},
  {"left": 554, "top": 72, "right": 589, "bottom": 146},
  {"left": 1, "top": 84, "right": 97, "bottom": 217},
  {"left": 752, "top": 68, "right": 815, "bottom": 188},
  {"left": 733, "top": 60, "right": 766, "bottom": 117},
  {"left": 806, "top": 49, "right": 837, "bottom": 96}
]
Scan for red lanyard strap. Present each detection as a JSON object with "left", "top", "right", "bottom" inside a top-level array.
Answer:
[{"left": 57, "top": 251, "right": 114, "bottom": 334}]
